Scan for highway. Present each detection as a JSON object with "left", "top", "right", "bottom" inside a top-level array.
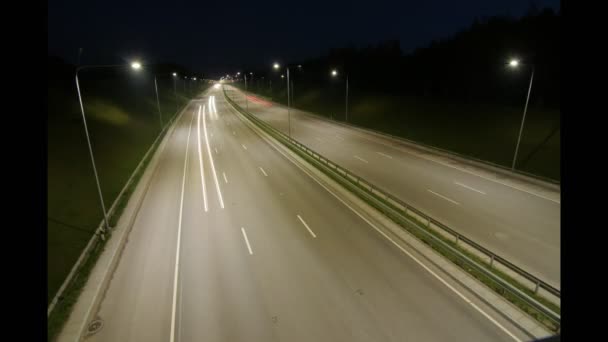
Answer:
[
  {"left": 87, "top": 86, "right": 526, "bottom": 342},
  {"left": 224, "top": 86, "right": 560, "bottom": 288}
]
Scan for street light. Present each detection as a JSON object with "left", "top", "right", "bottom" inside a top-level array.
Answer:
[
  {"left": 330, "top": 68, "right": 349, "bottom": 122},
  {"left": 172, "top": 72, "right": 178, "bottom": 113},
  {"left": 508, "top": 58, "right": 535, "bottom": 170},
  {"left": 75, "top": 60, "right": 142, "bottom": 233},
  {"left": 273, "top": 61, "right": 300, "bottom": 137}
]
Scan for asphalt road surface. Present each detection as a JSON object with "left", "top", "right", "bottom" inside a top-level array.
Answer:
[
  {"left": 87, "top": 87, "right": 526, "bottom": 342},
  {"left": 225, "top": 86, "right": 560, "bottom": 288}
]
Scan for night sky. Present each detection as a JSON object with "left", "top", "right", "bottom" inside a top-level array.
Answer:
[{"left": 48, "top": 0, "right": 560, "bottom": 78}]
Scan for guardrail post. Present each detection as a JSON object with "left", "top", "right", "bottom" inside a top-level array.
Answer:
[
  {"left": 427, "top": 218, "right": 431, "bottom": 228},
  {"left": 534, "top": 281, "right": 540, "bottom": 294},
  {"left": 357, "top": 177, "right": 360, "bottom": 184},
  {"left": 455, "top": 234, "right": 459, "bottom": 245},
  {"left": 490, "top": 254, "right": 495, "bottom": 268}
]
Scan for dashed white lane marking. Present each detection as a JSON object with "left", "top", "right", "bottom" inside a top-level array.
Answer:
[
  {"left": 376, "top": 151, "right": 393, "bottom": 159},
  {"left": 428, "top": 190, "right": 460, "bottom": 205},
  {"left": 259, "top": 167, "right": 268, "bottom": 177},
  {"left": 297, "top": 215, "right": 317, "bottom": 238},
  {"left": 223, "top": 172, "right": 228, "bottom": 184},
  {"left": 242, "top": 144, "right": 247, "bottom": 150},
  {"left": 455, "top": 181, "right": 486, "bottom": 195},
  {"left": 354, "top": 155, "right": 368, "bottom": 163},
  {"left": 241, "top": 227, "right": 253, "bottom": 255}
]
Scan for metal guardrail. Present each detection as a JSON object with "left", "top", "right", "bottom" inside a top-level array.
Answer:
[{"left": 224, "top": 87, "right": 561, "bottom": 331}]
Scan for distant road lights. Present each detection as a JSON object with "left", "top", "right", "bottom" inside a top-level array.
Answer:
[
  {"left": 250, "top": 72, "right": 253, "bottom": 75},
  {"left": 509, "top": 59, "right": 520, "bottom": 68},
  {"left": 281, "top": 75, "right": 285, "bottom": 78},
  {"left": 237, "top": 72, "right": 241, "bottom": 75},
  {"left": 172, "top": 72, "right": 177, "bottom": 77},
  {"left": 331, "top": 69, "right": 338, "bottom": 77},
  {"left": 131, "top": 61, "right": 142, "bottom": 70},
  {"left": 273, "top": 63, "right": 280, "bottom": 70}
]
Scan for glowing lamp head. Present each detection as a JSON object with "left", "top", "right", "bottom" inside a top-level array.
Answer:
[
  {"left": 273, "top": 63, "right": 280, "bottom": 69},
  {"left": 509, "top": 59, "right": 519, "bottom": 68},
  {"left": 131, "top": 62, "right": 142, "bottom": 70},
  {"left": 331, "top": 69, "right": 338, "bottom": 77}
]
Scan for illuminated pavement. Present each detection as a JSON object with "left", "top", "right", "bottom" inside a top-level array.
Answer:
[
  {"left": 225, "top": 86, "right": 560, "bottom": 288},
  {"left": 87, "top": 86, "right": 527, "bottom": 342}
]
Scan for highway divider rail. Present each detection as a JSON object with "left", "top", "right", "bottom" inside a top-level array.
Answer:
[{"left": 223, "top": 86, "right": 560, "bottom": 333}]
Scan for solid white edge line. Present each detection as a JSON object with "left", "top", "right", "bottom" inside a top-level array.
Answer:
[
  {"left": 223, "top": 172, "right": 228, "bottom": 184},
  {"left": 297, "top": 214, "right": 317, "bottom": 238},
  {"left": 259, "top": 167, "right": 268, "bottom": 177},
  {"left": 197, "top": 105, "right": 208, "bottom": 212},
  {"left": 170, "top": 111, "right": 195, "bottom": 342},
  {"left": 203, "top": 100, "right": 225, "bottom": 209},
  {"left": 376, "top": 151, "right": 393, "bottom": 159},
  {"left": 354, "top": 155, "right": 369, "bottom": 163},
  {"left": 225, "top": 101, "right": 521, "bottom": 342},
  {"left": 241, "top": 227, "right": 253, "bottom": 255},
  {"left": 455, "top": 181, "right": 486, "bottom": 195},
  {"left": 428, "top": 189, "right": 460, "bottom": 205}
]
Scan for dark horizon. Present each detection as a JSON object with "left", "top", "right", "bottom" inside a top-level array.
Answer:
[{"left": 48, "top": 0, "right": 560, "bottom": 78}]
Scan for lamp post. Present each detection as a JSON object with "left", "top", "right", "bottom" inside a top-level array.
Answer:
[
  {"left": 508, "top": 58, "right": 535, "bottom": 170},
  {"left": 331, "top": 68, "right": 349, "bottom": 122},
  {"left": 74, "top": 61, "right": 142, "bottom": 233},
  {"left": 172, "top": 72, "right": 178, "bottom": 113},
  {"left": 154, "top": 76, "right": 162, "bottom": 129},
  {"left": 273, "top": 62, "right": 297, "bottom": 137}
]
